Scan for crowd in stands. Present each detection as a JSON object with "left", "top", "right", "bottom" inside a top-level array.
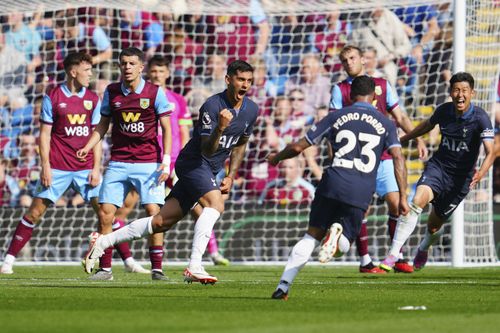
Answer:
[{"left": 2, "top": 2, "right": 497, "bottom": 207}]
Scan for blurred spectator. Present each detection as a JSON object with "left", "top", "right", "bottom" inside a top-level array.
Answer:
[
  {"left": 5, "top": 12, "right": 42, "bottom": 72},
  {"left": 10, "top": 133, "right": 40, "bottom": 207},
  {"left": 0, "top": 30, "right": 28, "bottom": 106},
  {"left": 205, "top": 0, "right": 270, "bottom": 63},
  {"left": 161, "top": 24, "right": 204, "bottom": 94},
  {"left": 313, "top": 7, "right": 352, "bottom": 80},
  {"left": 119, "top": 10, "right": 164, "bottom": 59},
  {"left": 393, "top": 5, "right": 440, "bottom": 64},
  {"left": 351, "top": 7, "right": 412, "bottom": 87},
  {"left": 266, "top": 96, "right": 305, "bottom": 152},
  {"left": 0, "top": 159, "right": 20, "bottom": 206},
  {"left": 285, "top": 53, "right": 331, "bottom": 117},
  {"left": 58, "top": 16, "right": 112, "bottom": 67},
  {"left": 247, "top": 58, "right": 277, "bottom": 110},
  {"left": 268, "top": 13, "right": 314, "bottom": 92},
  {"left": 288, "top": 88, "right": 314, "bottom": 126},
  {"left": 420, "top": 22, "right": 453, "bottom": 107},
  {"left": 258, "top": 156, "right": 315, "bottom": 205},
  {"left": 186, "top": 51, "right": 227, "bottom": 120},
  {"left": 363, "top": 47, "right": 384, "bottom": 78}
]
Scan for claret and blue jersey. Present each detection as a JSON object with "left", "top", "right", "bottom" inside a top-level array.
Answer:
[
  {"left": 177, "top": 90, "right": 259, "bottom": 174},
  {"left": 305, "top": 101, "right": 400, "bottom": 210}
]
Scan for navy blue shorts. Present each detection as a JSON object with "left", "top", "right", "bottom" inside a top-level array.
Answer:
[
  {"left": 309, "top": 194, "right": 365, "bottom": 243},
  {"left": 167, "top": 162, "right": 219, "bottom": 215},
  {"left": 417, "top": 161, "right": 472, "bottom": 220}
]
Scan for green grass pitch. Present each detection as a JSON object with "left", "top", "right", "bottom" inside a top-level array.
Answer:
[{"left": 1, "top": 265, "right": 499, "bottom": 333}]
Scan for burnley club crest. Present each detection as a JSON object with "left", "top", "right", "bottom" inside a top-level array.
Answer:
[{"left": 140, "top": 98, "right": 150, "bottom": 109}]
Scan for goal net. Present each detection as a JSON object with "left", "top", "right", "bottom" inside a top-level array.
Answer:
[{"left": 0, "top": 0, "right": 498, "bottom": 266}]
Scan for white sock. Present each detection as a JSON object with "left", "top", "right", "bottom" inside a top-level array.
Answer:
[
  {"left": 360, "top": 254, "right": 371, "bottom": 266},
  {"left": 278, "top": 234, "right": 320, "bottom": 292},
  {"left": 389, "top": 203, "right": 422, "bottom": 257},
  {"left": 418, "top": 227, "right": 444, "bottom": 252},
  {"left": 3, "top": 254, "right": 15, "bottom": 266},
  {"left": 189, "top": 207, "right": 221, "bottom": 268},
  {"left": 99, "top": 216, "right": 154, "bottom": 249},
  {"left": 335, "top": 234, "right": 351, "bottom": 257},
  {"left": 124, "top": 257, "right": 135, "bottom": 267}
]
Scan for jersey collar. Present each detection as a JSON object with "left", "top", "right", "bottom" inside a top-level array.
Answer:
[
  {"left": 61, "top": 83, "right": 86, "bottom": 98},
  {"left": 353, "top": 101, "right": 375, "bottom": 109},
  {"left": 121, "top": 78, "right": 146, "bottom": 96},
  {"left": 457, "top": 103, "right": 474, "bottom": 120},
  {"left": 222, "top": 89, "right": 246, "bottom": 116}
]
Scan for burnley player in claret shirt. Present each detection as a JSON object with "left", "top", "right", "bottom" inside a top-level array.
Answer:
[
  {"left": 83, "top": 60, "right": 258, "bottom": 285},
  {"left": 1, "top": 52, "right": 101, "bottom": 275},
  {"left": 380, "top": 72, "right": 495, "bottom": 272},
  {"left": 77, "top": 47, "right": 173, "bottom": 281}
]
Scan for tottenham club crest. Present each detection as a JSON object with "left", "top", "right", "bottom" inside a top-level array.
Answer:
[
  {"left": 140, "top": 98, "right": 150, "bottom": 109},
  {"left": 83, "top": 100, "right": 93, "bottom": 110}
]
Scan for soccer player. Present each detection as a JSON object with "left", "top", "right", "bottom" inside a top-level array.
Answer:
[
  {"left": 330, "top": 45, "right": 428, "bottom": 273},
  {"left": 83, "top": 60, "right": 258, "bottom": 284},
  {"left": 269, "top": 76, "right": 409, "bottom": 300},
  {"left": 77, "top": 47, "right": 173, "bottom": 281},
  {"left": 1, "top": 53, "right": 101, "bottom": 274},
  {"left": 380, "top": 72, "right": 495, "bottom": 271}
]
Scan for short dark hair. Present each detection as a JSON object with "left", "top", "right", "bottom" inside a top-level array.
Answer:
[
  {"left": 339, "top": 45, "right": 363, "bottom": 60},
  {"left": 450, "top": 72, "right": 475, "bottom": 90},
  {"left": 148, "top": 55, "right": 170, "bottom": 68},
  {"left": 351, "top": 75, "right": 375, "bottom": 97},
  {"left": 119, "top": 47, "right": 145, "bottom": 63},
  {"left": 63, "top": 52, "right": 93, "bottom": 72},
  {"left": 227, "top": 60, "right": 253, "bottom": 76}
]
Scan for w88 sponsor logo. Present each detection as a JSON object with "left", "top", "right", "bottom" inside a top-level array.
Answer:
[
  {"left": 120, "top": 122, "right": 145, "bottom": 133},
  {"left": 64, "top": 126, "right": 90, "bottom": 136}
]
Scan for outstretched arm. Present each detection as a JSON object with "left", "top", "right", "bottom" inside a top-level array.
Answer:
[
  {"left": 268, "top": 138, "right": 311, "bottom": 166},
  {"left": 389, "top": 145, "right": 409, "bottom": 215},
  {"left": 470, "top": 139, "right": 495, "bottom": 189},
  {"left": 399, "top": 119, "right": 435, "bottom": 145},
  {"left": 391, "top": 106, "right": 428, "bottom": 160}
]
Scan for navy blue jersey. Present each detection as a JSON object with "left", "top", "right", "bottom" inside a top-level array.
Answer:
[
  {"left": 305, "top": 102, "right": 400, "bottom": 210},
  {"left": 429, "top": 102, "right": 494, "bottom": 176},
  {"left": 177, "top": 90, "right": 258, "bottom": 173}
]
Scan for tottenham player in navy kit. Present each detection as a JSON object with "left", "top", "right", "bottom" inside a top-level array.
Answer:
[
  {"left": 269, "top": 76, "right": 409, "bottom": 300},
  {"left": 380, "top": 72, "right": 495, "bottom": 272},
  {"left": 83, "top": 60, "right": 258, "bottom": 284}
]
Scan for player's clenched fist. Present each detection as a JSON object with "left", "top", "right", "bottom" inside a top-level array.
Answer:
[{"left": 218, "top": 108, "right": 233, "bottom": 131}]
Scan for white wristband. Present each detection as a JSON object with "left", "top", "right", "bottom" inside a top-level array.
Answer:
[{"left": 162, "top": 154, "right": 171, "bottom": 173}]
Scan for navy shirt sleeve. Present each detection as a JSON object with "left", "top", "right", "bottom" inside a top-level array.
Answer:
[
  {"left": 305, "top": 113, "right": 336, "bottom": 145},
  {"left": 199, "top": 101, "right": 220, "bottom": 136},
  {"left": 383, "top": 120, "right": 402, "bottom": 151},
  {"left": 478, "top": 110, "right": 494, "bottom": 141},
  {"left": 429, "top": 104, "right": 445, "bottom": 126}
]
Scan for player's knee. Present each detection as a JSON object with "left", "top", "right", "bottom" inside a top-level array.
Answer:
[
  {"left": 26, "top": 200, "right": 48, "bottom": 223},
  {"left": 98, "top": 209, "right": 114, "bottom": 226}
]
